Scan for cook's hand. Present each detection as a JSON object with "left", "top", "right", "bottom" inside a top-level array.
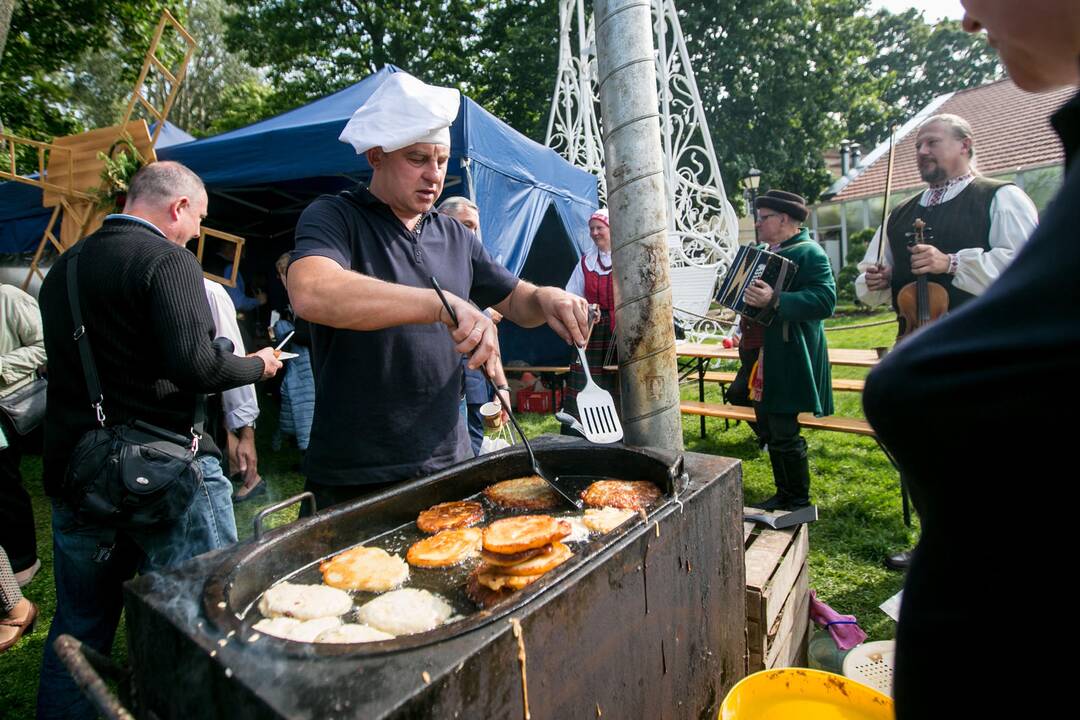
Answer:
[
  {"left": 743, "top": 279, "right": 775, "bottom": 308},
  {"left": 250, "top": 347, "right": 283, "bottom": 379},
  {"left": 864, "top": 263, "right": 892, "bottom": 290},
  {"left": 536, "top": 287, "right": 590, "bottom": 347},
  {"left": 437, "top": 293, "right": 500, "bottom": 372},
  {"left": 909, "top": 243, "right": 950, "bottom": 275}
]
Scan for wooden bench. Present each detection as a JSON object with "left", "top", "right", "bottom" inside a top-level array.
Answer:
[
  {"left": 680, "top": 401, "right": 877, "bottom": 437},
  {"left": 701, "top": 371, "right": 866, "bottom": 393}
]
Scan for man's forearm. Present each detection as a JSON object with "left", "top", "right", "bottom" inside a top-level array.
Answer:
[
  {"left": 497, "top": 281, "right": 545, "bottom": 328},
  {"left": 289, "top": 257, "right": 444, "bottom": 331}
]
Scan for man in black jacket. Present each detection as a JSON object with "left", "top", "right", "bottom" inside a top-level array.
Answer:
[
  {"left": 864, "top": 2, "right": 1080, "bottom": 716},
  {"left": 35, "top": 161, "right": 281, "bottom": 720}
]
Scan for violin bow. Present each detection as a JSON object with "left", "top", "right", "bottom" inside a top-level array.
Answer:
[{"left": 877, "top": 125, "right": 898, "bottom": 266}]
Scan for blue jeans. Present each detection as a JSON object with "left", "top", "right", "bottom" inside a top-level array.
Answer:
[{"left": 36, "top": 455, "right": 237, "bottom": 720}]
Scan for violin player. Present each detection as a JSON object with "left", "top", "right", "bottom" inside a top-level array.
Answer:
[{"left": 854, "top": 113, "right": 1038, "bottom": 571}]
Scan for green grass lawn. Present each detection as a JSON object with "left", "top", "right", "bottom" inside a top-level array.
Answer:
[{"left": 0, "top": 309, "right": 911, "bottom": 716}]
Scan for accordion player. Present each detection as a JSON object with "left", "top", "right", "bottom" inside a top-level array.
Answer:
[{"left": 715, "top": 245, "right": 798, "bottom": 326}]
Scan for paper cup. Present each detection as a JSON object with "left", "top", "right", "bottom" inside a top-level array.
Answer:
[{"left": 480, "top": 401, "right": 504, "bottom": 429}]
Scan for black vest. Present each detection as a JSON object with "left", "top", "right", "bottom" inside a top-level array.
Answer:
[{"left": 887, "top": 176, "right": 1011, "bottom": 310}]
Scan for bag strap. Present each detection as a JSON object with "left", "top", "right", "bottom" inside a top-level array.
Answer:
[{"left": 65, "top": 241, "right": 206, "bottom": 449}]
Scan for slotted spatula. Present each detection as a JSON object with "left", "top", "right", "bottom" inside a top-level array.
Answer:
[{"left": 574, "top": 343, "right": 623, "bottom": 444}]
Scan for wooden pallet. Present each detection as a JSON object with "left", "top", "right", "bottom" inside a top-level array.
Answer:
[{"left": 744, "top": 513, "right": 811, "bottom": 673}]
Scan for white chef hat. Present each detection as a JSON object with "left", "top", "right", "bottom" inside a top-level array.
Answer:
[{"left": 338, "top": 72, "right": 461, "bottom": 155}]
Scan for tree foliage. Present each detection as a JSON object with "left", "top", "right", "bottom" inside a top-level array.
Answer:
[
  {"left": 224, "top": 0, "right": 486, "bottom": 118},
  {"left": 0, "top": 0, "right": 166, "bottom": 141},
  {"left": 678, "top": 0, "right": 874, "bottom": 204},
  {"left": 844, "top": 9, "right": 1002, "bottom": 151}
]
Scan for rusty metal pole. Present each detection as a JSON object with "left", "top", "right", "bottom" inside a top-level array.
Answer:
[{"left": 594, "top": 0, "right": 683, "bottom": 452}]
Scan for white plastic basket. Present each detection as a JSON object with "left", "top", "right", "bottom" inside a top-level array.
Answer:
[{"left": 843, "top": 639, "right": 896, "bottom": 697}]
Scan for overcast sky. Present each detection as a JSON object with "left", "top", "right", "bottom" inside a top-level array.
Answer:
[{"left": 869, "top": 0, "right": 964, "bottom": 21}]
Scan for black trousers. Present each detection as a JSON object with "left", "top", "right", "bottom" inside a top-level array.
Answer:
[
  {"left": 751, "top": 407, "right": 806, "bottom": 458},
  {"left": 0, "top": 430, "right": 36, "bottom": 573}
]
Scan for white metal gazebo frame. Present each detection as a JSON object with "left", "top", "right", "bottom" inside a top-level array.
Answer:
[{"left": 546, "top": 0, "right": 740, "bottom": 341}]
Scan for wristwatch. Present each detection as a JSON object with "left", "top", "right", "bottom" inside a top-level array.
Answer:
[{"left": 947, "top": 253, "right": 959, "bottom": 275}]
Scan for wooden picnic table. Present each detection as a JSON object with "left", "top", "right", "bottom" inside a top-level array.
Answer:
[
  {"left": 676, "top": 342, "right": 881, "bottom": 368},
  {"left": 676, "top": 342, "right": 881, "bottom": 440}
]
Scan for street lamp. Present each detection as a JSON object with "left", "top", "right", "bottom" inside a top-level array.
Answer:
[{"left": 744, "top": 168, "right": 762, "bottom": 242}]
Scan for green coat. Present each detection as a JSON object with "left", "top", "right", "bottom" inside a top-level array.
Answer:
[{"left": 758, "top": 228, "right": 836, "bottom": 417}]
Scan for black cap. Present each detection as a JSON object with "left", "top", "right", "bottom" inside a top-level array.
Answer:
[{"left": 755, "top": 190, "right": 808, "bottom": 223}]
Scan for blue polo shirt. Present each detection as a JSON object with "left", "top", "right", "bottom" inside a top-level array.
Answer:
[{"left": 291, "top": 184, "right": 519, "bottom": 486}]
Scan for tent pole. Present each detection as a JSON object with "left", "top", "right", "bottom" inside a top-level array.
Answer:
[{"left": 593, "top": 0, "right": 683, "bottom": 453}]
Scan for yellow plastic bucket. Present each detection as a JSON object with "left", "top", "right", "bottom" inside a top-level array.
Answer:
[{"left": 720, "top": 668, "right": 894, "bottom": 720}]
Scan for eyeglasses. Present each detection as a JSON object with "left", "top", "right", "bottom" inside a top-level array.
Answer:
[{"left": 756, "top": 213, "right": 781, "bottom": 223}]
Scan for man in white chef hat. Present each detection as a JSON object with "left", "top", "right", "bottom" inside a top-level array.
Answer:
[{"left": 286, "top": 71, "right": 591, "bottom": 509}]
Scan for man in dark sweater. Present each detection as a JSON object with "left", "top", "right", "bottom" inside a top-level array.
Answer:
[
  {"left": 35, "top": 161, "right": 281, "bottom": 720},
  {"left": 863, "top": 1, "right": 1079, "bottom": 715}
]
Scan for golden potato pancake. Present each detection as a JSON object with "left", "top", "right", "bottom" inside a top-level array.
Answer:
[
  {"left": 498, "top": 541, "right": 572, "bottom": 577},
  {"left": 582, "top": 507, "right": 636, "bottom": 533},
  {"left": 406, "top": 527, "right": 483, "bottom": 568},
  {"left": 416, "top": 500, "right": 485, "bottom": 534},
  {"left": 482, "top": 476, "right": 560, "bottom": 511},
  {"left": 482, "top": 515, "right": 570, "bottom": 555},
  {"left": 479, "top": 544, "right": 550, "bottom": 567},
  {"left": 320, "top": 546, "right": 409, "bottom": 592},
  {"left": 580, "top": 480, "right": 662, "bottom": 511}
]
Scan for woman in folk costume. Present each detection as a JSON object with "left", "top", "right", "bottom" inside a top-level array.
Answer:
[{"left": 563, "top": 208, "right": 620, "bottom": 419}]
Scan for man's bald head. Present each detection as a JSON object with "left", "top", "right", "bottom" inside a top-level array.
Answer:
[{"left": 123, "top": 161, "right": 208, "bottom": 246}]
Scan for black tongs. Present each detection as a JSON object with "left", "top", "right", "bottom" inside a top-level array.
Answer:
[{"left": 431, "top": 276, "right": 582, "bottom": 510}]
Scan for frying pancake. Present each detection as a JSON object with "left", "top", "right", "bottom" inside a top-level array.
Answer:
[
  {"left": 479, "top": 544, "right": 549, "bottom": 567},
  {"left": 314, "top": 623, "right": 395, "bottom": 644},
  {"left": 355, "top": 588, "right": 453, "bottom": 636},
  {"left": 253, "top": 616, "right": 342, "bottom": 642},
  {"left": 320, "top": 546, "right": 409, "bottom": 592},
  {"left": 257, "top": 581, "right": 353, "bottom": 620},
  {"left": 580, "top": 480, "right": 662, "bottom": 511},
  {"left": 475, "top": 568, "right": 542, "bottom": 591},
  {"left": 465, "top": 569, "right": 513, "bottom": 609},
  {"left": 498, "top": 541, "right": 572, "bottom": 576},
  {"left": 416, "top": 500, "right": 485, "bottom": 534},
  {"left": 406, "top": 527, "right": 483, "bottom": 568},
  {"left": 482, "top": 515, "right": 571, "bottom": 555},
  {"left": 482, "top": 476, "right": 560, "bottom": 511},
  {"left": 582, "top": 506, "right": 636, "bottom": 533}
]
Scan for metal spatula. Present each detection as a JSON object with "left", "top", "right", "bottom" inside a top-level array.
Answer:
[
  {"left": 430, "top": 276, "right": 581, "bottom": 510},
  {"left": 574, "top": 343, "right": 623, "bottom": 444}
]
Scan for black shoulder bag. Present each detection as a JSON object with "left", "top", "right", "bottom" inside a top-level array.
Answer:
[{"left": 62, "top": 243, "right": 204, "bottom": 531}]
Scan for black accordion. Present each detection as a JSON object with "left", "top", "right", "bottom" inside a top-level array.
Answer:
[{"left": 715, "top": 245, "right": 798, "bottom": 326}]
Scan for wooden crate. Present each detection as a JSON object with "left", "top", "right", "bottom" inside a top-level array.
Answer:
[{"left": 743, "top": 512, "right": 811, "bottom": 673}]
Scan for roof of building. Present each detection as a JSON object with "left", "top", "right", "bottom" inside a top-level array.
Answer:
[{"left": 824, "top": 78, "right": 1074, "bottom": 203}]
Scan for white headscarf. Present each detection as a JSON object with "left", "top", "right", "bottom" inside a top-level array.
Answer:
[{"left": 338, "top": 72, "right": 461, "bottom": 155}]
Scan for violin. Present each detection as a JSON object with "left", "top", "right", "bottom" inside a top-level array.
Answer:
[{"left": 896, "top": 218, "right": 949, "bottom": 342}]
